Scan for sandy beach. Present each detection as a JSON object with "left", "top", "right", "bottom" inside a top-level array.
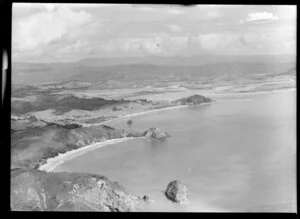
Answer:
[
  {"left": 38, "top": 137, "right": 136, "bottom": 172},
  {"left": 84, "top": 101, "right": 219, "bottom": 127},
  {"left": 37, "top": 88, "right": 295, "bottom": 173},
  {"left": 38, "top": 102, "right": 215, "bottom": 172},
  {"left": 38, "top": 105, "right": 192, "bottom": 172},
  {"left": 83, "top": 104, "right": 189, "bottom": 127}
]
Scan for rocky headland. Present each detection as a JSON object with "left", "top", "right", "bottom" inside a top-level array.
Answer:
[
  {"left": 11, "top": 94, "right": 212, "bottom": 211},
  {"left": 11, "top": 168, "right": 142, "bottom": 211},
  {"left": 10, "top": 123, "right": 170, "bottom": 211}
]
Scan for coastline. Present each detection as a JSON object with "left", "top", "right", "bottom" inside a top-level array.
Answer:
[
  {"left": 38, "top": 101, "right": 215, "bottom": 173},
  {"left": 207, "top": 87, "right": 296, "bottom": 97},
  {"left": 36, "top": 88, "right": 295, "bottom": 173},
  {"left": 84, "top": 102, "right": 216, "bottom": 127},
  {"left": 38, "top": 137, "right": 136, "bottom": 172},
  {"left": 83, "top": 104, "right": 189, "bottom": 127},
  {"left": 83, "top": 87, "right": 296, "bottom": 128}
]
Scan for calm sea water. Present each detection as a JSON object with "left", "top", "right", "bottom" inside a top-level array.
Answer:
[{"left": 54, "top": 91, "right": 296, "bottom": 212}]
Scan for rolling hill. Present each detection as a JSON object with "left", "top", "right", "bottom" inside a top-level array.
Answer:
[{"left": 12, "top": 54, "right": 296, "bottom": 85}]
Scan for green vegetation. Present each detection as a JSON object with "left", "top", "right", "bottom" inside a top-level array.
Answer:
[
  {"left": 112, "top": 106, "right": 122, "bottom": 111},
  {"left": 126, "top": 119, "right": 133, "bottom": 129},
  {"left": 11, "top": 125, "right": 123, "bottom": 169},
  {"left": 175, "top": 95, "right": 213, "bottom": 105},
  {"left": 11, "top": 94, "right": 130, "bottom": 115}
]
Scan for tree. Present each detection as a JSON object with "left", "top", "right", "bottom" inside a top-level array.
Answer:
[{"left": 126, "top": 119, "right": 133, "bottom": 128}]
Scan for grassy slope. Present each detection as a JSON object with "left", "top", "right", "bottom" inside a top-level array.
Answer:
[
  {"left": 11, "top": 125, "right": 123, "bottom": 169},
  {"left": 11, "top": 94, "right": 130, "bottom": 115}
]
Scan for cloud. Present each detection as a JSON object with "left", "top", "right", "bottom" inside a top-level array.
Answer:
[
  {"left": 44, "top": 3, "right": 55, "bottom": 11},
  {"left": 196, "top": 4, "right": 222, "bottom": 8},
  {"left": 121, "top": 38, "right": 162, "bottom": 55},
  {"left": 167, "top": 8, "right": 184, "bottom": 15},
  {"left": 86, "top": 35, "right": 189, "bottom": 57},
  {"left": 12, "top": 5, "right": 296, "bottom": 62},
  {"left": 120, "top": 35, "right": 189, "bottom": 55},
  {"left": 196, "top": 29, "right": 296, "bottom": 55},
  {"left": 57, "top": 40, "right": 89, "bottom": 54},
  {"left": 12, "top": 6, "right": 93, "bottom": 53},
  {"left": 133, "top": 5, "right": 155, "bottom": 11},
  {"left": 168, "top": 24, "right": 182, "bottom": 32},
  {"left": 240, "top": 11, "right": 279, "bottom": 24},
  {"left": 275, "top": 5, "right": 296, "bottom": 21}
]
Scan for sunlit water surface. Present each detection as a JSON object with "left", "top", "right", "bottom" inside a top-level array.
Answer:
[{"left": 54, "top": 91, "right": 296, "bottom": 212}]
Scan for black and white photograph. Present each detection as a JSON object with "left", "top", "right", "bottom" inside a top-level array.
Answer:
[{"left": 10, "top": 3, "right": 296, "bottom": 212}]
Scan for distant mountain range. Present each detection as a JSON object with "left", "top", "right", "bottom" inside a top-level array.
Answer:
[{"left": 12, "top": 54, "right": 296, "bottom": 85}]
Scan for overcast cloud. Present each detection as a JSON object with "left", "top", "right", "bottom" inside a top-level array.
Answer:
[{"left": 12, "top": 4, "right": 296, "bottom": 62}]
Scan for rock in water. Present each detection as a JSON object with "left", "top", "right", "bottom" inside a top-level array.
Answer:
[
  {"left": 142, "top": 127, "right": 170, "bottom": 140},
  {"left": 165, "top": 180, "right": 188, "bottom": 204}
]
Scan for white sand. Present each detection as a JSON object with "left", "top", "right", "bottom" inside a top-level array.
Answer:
[
  {"left": 38, "top": 137, "right": 136, "bottom": 172},
  {"left": 38, "top": 102, "right": 215, "bottom": 172}
]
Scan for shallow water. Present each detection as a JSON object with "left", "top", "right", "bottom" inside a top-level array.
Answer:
[{"left": 54, "top": 91, "right": 296, "bottom": 212}]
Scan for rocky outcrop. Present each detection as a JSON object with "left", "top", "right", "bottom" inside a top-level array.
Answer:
[
  {"left": 11, "top": 168, "right": 142, "bottom": 211},
  {"left": 123, "top": 130, "right": 144, "bottom": 138},
  {"left": 142, "top": 128, "right": 170, "bottom": 140},
  {"left": 11, "top": 124, "right": 170, "bottom": 211},
  {"left": 121, "top": 127, "right": 170, "bottom": 140},
  {"left": 165, "top": 180, "right": 189, "bottom": 204},
  {"left": 175, "top": 94, "right": 213, "bottom": 105}
]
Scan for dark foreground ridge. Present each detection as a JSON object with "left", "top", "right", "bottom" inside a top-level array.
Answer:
[
  {"left": 11, "top": 168, "right": 142, "bottom": 211},
  {"left": 10, "top": 124, "right": 170, "bottom": 211}
]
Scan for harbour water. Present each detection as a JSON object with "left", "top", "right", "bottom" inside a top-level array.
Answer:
[{"left": 54, "top": 90, "right": 296, "bottom": 212}]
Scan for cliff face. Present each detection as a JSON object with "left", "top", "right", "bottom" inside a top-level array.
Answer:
[{"left": 11, "top": 168, "right": 141, "bottom": 211}]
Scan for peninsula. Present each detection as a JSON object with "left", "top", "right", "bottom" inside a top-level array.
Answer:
[{"left": 11, "top": 94, "right": 213, "bottom": 211}]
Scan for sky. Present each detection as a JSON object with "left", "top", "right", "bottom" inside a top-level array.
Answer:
[{"left": 12, "top": 4, "right": 297, "bottom": 62}]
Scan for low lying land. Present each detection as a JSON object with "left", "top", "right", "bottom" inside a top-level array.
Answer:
[{"left": 11, "top": 63, "right": 295, "bottom": 128}]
